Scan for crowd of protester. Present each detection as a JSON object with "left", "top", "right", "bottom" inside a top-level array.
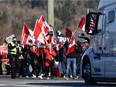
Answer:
[{"left": 0, "top": 33, "right": 89, "bottom": 80}]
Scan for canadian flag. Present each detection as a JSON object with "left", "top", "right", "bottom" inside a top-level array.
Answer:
[
  {"left": 66, "top": 37, "right": 76, "bottom": 56},
  {"left": 55, "top": 42, "right": 64, "bottom": 51},
  {"left": 78, "top": 16, "right": 85, "bottom": 31},
  {"left": 65, "top": 27, "right": 72, "bottom": 37},
  {"left": 21, "top": 24, "right": 35, "bottom": 45},
  {"left": 33, "top": 15, "right": 52, "bottom": 44}
]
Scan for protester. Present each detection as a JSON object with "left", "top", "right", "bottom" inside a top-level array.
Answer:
[
  {"left": 55, "top": 43, "right": 66, "bottom": 77},
  {"left": 36, "top": 46, "right": 45, "bottom": 79},
  {"left": 44, "top": 43, "right": 56, "bottom": 79},
  {"left": 64, "top": 37, "right": 79, "bottom": 80},
  {"left": 23, "top": 40, "right": 36, "bottom": 78},
  {"left": 31, "top": 45, "right": 40, "bottom": 77},
  {"left": 15, "top": 40, "right": 22, "bottom": 77},
  {"left": 0, "top": 16, "right": 91, "bottom": 81},
  {"left": 16, "top": 41, "right": 26, "bottom": 77}
]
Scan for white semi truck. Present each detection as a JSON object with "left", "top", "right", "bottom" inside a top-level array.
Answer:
[{"left": 80, "top": 0, "right": 116, "bottom": 85}]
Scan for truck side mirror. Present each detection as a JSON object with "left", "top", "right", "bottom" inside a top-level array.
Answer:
[{"left": 85, "top": 12, "right": 101, "bottom": 35}]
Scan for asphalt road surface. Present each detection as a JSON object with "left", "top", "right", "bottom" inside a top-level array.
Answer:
[{"left": 0, "top": 75, "right": 116, "bottom": 87}]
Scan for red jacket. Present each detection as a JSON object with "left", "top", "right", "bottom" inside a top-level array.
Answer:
[
  {"left": 37, "top": 48, "right": 44, "bottom": 56},
  {"left": 44, "top": 48, "right": 56, "bottom": 67}
]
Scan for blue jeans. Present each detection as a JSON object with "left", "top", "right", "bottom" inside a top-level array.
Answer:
[{"left": 65, "top": 58, "right": 77, "bottom": 78}]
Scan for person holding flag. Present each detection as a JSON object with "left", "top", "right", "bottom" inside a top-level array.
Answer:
[
  {"left": 44, "top": 42, "right": 56, "bottom": 79},
  {"left": 64, "top": 28, "right": 78, "bottom": 80}
]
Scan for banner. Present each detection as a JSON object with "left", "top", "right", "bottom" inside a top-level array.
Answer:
[{"left": 6, "top": 34, "right": 15, "bottom": 43}]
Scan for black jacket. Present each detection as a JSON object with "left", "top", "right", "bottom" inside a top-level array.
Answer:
[{"left": 66, "top": 44, "right": 82, "bottom": 58}]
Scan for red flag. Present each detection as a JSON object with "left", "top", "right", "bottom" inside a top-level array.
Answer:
[
  {"left": 39, "top": 16, "right": 51, "bottom": 35},
  {"left": 78, "top": 16, "right": 85, "bottom": 31},
  {"left": 21, "top": 24, "right": 29, "bottom": 45},
  {"left": 33, "top": 16, "right": 52, "bottom": 44},
  {"left": 1, "top": 59, "right": 10, "bottom": 65},
  {"left": 65, "top": 27, "right": 72, "bottom": 37},
  {"left": 33, "top": 19, "right": 42, "bottom": 39},
  {"left": 21, "top": 24, "right": 35, "bottom": 45},
  {"left": 55, "top": 42, "right": 64, "bottom": 51},
  {"left": 54, "top": 67, "right": 61, "bottom": 77},
  {"left": 33, "top": 19, "right": 45, "bottom": 44},
  {"left": 21, "top": 24, "right": 30, "bottom": 38},
  {"left": 66, "top": 37, "right": 75, "bottom": 56}
]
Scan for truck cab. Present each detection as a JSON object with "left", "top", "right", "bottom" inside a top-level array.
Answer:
[{"left": 80, "top": 0, "right": 116, "bottom": 85}]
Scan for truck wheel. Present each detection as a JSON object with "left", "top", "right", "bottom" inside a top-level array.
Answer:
[{"left": 82, "top": 61, "right": 96, "bottom": 85}]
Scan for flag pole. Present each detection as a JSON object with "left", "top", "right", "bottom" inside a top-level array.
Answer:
[{"left": 21, "top": 22, "right": 25, "bottom": 42}]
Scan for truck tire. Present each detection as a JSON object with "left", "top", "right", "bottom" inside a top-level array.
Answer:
[{"left": 82, "top": 60, "right": 96, "bottom": 85}]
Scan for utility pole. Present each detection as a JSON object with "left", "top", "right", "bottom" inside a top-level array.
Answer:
[
  {"left": 86, "top": 0, "right": 89, "bottom": 14},
  {"left": 48, "top": 0, "right": 54, "bottom": 27}
]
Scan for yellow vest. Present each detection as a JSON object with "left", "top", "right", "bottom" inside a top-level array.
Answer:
[{"left": 8, "top": 41, "right": 17, "bottom": 55}]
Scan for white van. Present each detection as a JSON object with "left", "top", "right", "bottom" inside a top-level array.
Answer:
[{"left": 80, "top": 0, "right": 116, "bottom": 85}]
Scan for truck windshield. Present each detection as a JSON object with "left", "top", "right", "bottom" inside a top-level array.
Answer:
[{"left": 97, "top": 14, "right": 104, "bottom": 33}]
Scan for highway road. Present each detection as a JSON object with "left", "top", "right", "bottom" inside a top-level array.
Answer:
[{"left": 0, "top": 75, "right": 116, "bottom": 87}]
